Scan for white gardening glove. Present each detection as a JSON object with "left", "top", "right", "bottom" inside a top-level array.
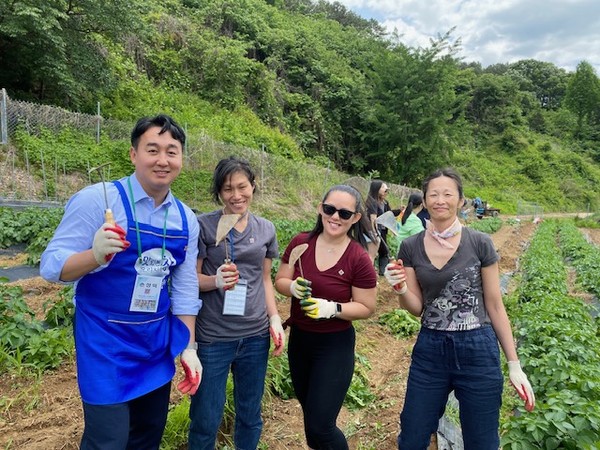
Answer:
[
  {"left": 177, "top": 348, "right": 203, "bottom": 395},
  {"left": 290, "top": 277, "right": 312, "bottom": 299},
  {"left": 92, "top": 223, "right": 130, "bottom": 266},
  {"left": 508, "top": 360, "right": 535, "bottom": 412},
  {"left": 300, "top": 297, "right": 338, "bottom": 319},
  {"left": 269, "top": 314, "right": 286, "bottom": 356},
  {"left": 384, "top": 261, "right": 407, "bottom": 294},
  {"left": 215, "top": 262, "right": 239, "bottom": 290}
]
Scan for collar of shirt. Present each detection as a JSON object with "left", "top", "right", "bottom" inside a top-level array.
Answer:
[{"left": 128, "top": 173, "right": 174, "bottom": 211}]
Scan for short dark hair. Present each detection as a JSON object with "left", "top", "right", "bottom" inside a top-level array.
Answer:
[
  {"left": 211, "top": 156, "right": 256, "bottom": 204},
  {"left": 309, "top": 184, "right": 372, "bottom": 249},
  {"left": 422, "top": 167, "right": 464, "bottom": 199},
  {"left": 131, "top": 114, "right": 186, "bottom": 149}
]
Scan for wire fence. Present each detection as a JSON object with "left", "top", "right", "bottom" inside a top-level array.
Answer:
[
  {"left": 0, "top": 88, "right": 414, "bottom": 211},
  {"left": 516, "top": 200, "right": 544, "bottom": 220}
]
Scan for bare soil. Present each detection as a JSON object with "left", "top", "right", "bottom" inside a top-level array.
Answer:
[{"left": 2, "top": 220, "right": 596, "bottom": 449}]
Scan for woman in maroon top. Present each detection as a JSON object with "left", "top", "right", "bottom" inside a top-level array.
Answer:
[{"left": 275, "top": 184, "right": 377, "bottom": 450}]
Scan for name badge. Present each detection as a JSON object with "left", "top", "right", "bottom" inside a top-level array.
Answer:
[
  {"left": 223, "top": 279, "right": 248, "bottom": 316},
  {"left": 130, "top": 275, "right": 163, "bottom": 313}
]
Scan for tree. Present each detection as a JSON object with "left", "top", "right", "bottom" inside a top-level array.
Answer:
[
  {"left": 508, "top": 59, "right": 569, "bottom": 109},
  {"left": 364, "top": 31, "right": 470, "bottom": 185},
  {"left": 0, "top": 0, "right": 145, "bottom": 110},
  {"left": 564, "top": 60, "right": 600, "bottom": 136},
  {"left": 466, "top": 73, "right": 524, "bottom": 133}
]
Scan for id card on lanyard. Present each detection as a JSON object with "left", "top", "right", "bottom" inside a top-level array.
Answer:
[
  {"left": 130, "top": 275, "right": 163, "bottom": 312},
  {"left": 223, "top": 279, "right": 248, "bottom": 315}
]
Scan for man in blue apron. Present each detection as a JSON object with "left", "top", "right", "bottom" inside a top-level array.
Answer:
[{"left": 41, "top": 114, "right": 202, "bottom": 449}]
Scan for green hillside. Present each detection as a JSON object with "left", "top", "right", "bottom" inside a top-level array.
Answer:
[{"left": 1, "top": 0, "right": 599, "bottom": 213}]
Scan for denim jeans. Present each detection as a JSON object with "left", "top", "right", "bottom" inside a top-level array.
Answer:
[
  {"left": 188, "top": 333, "right": 270, "bottom": 450},
  {"left": 398, "top": 326, "right": 503, "bottom": 450}
]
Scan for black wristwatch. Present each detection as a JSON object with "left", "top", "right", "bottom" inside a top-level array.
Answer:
[{"left": 336, "top": 302, "right": 342, "bottom": 314}]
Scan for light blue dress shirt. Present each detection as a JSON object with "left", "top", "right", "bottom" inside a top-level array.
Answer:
[{"left": 40, "top": 173, "right": 201, "bottom": 316}]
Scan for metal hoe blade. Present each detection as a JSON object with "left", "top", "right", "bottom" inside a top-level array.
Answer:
[
  {"left": 88, "top": 162, "right": 111, "bottom": 211},
  {"left": 376, "top": 210, "right": 398, "bottom": 236},
  {"left": 215, "top": 213, "right": 241, "bottom": 262},
  {"left": 215, "top": 214, "right": 241, "bottom": 246},
  {"left": 88, "top": 162, "right": 114, "bottom": 224},
  {"left": 289, "top": 243, "right": 308, "bottom": 278}
]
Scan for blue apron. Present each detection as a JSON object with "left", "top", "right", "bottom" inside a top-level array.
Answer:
[{"left": 75, "top": 181, "right": 190, "bottom": 405}]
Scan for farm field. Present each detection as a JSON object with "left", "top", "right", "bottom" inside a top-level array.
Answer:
[{"left": 1, "top": 220, "right": 599, "bottom": 449}]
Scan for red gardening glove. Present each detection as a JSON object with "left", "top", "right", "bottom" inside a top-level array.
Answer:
[
  {"left": 384, "top": 260, "right": 407, "bottom": 294},
  {"left": 215, "top": 262, "right": 239, "bottom": 291},
  {"left": 269, "top": 314, "right": 285, "bottom": 356},
  {"left": 508, "top": 361, "right": 535, "bottom": 412},
  {"left": 177, "top": 349, "right": 202, "bottom": 395},
  {"left": 92, "top": 223, "right": 130, "bottom": 265}
]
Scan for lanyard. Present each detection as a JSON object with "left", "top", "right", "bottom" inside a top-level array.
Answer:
[
  {"left": 227, "top": 230, "right": 235, "bottom": 262},
  {"left": 127, "top": 177, "right": 169, "bottom": 262},
  {"left": 222, "top": 210, "right": 249, "bottom": 263}
]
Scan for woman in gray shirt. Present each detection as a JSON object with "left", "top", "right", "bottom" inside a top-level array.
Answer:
[
  {"left": 384, "top": 168, "right": 535, "bottom": 450},
  {"left": 188, "top": 157, "right": 283, "bottom": 450}
]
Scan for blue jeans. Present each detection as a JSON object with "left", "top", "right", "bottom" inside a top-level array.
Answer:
[
  {"left": 188, "top": 333, "right": 270, "bottom": 450},
  {"left": 398, "top": 326, "right": 503, "bottom": 450}
]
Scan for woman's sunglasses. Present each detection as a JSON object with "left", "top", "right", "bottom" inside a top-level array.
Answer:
[{"left": 321, "top": 203, "right": 356, "bottom": 220}]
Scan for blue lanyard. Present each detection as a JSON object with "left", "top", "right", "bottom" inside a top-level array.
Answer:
[
  {"left": 127, "top": 177, "right": 169, "bottom": 262},
  {"left": 227, "top": 229, "right": 235, "bottom": 262}
]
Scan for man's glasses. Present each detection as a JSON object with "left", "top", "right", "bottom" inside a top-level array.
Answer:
[{"left": 321, "top": 203, "right": 356, "bottom": 220}]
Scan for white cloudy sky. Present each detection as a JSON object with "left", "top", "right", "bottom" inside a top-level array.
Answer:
[{"left": 334, "top": 0, "right": 600, "bottom": 73}]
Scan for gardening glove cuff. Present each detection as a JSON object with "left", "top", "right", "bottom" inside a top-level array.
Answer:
[{"left": 508, "top": 360, "right": 535, "bottom": 411}]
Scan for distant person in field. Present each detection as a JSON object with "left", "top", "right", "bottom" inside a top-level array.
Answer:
[
  {"left": 383, "top": 167, "right": 535, "bottom": 450},
  {"left": 188, "top": 156, "right": 284, "bottom": 450},
  {"left": 366, "top": 180, "right": 400, "bottom": 275},
  {"left": 396, "top": 192, "right": 425, "bottom": 246},
  {"left": 40, "top": 114, "right": 202, "bottom": 449},
  {"left": 416, "top": 205, "right": 430, "bottom": 228},
  {"left": 275, "top": 184, "right": 377, "bottom": 450}
]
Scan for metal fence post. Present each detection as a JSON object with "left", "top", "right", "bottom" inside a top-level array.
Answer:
[
  {"left": 96, "top": 102, "right": 101, "bottom": 144},
  {"left": 1, "top": 88, "right": 8, "bottom": 144}
]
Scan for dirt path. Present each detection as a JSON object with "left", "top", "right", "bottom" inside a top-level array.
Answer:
[{"left": 0, "top": 220, "right": 574, "bottom": 449}]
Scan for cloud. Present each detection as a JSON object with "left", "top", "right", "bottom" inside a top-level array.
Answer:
[{"left": 334, "top": 0, "right": 600, "bottom": 72}]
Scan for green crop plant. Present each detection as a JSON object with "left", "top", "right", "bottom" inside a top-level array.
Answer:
[
  {"left": 501, "top": 220, "right": 600, "bottom": 448},
  {"left": 0, "top": 282, "right": 74, "bottom": 373},
  {"left": 378, "top": 309, "right": 420, "bottom": 339}
]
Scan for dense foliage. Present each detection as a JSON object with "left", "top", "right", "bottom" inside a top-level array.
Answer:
[{"left": 2, "top": 0, "right": 600, "bottom": 212}]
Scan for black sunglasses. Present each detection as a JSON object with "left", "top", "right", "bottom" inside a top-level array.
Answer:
[{"left": 321, "top": 203, "right": 356, "bottom": 220}]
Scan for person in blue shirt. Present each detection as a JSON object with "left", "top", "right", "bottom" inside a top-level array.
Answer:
[{"left": 40, "top": 114, "right": 203, "bottom": 450}]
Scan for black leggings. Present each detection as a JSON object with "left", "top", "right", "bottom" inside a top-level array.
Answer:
[{"left": 288, "top": 326, "right": 355, "bottom": 450}]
